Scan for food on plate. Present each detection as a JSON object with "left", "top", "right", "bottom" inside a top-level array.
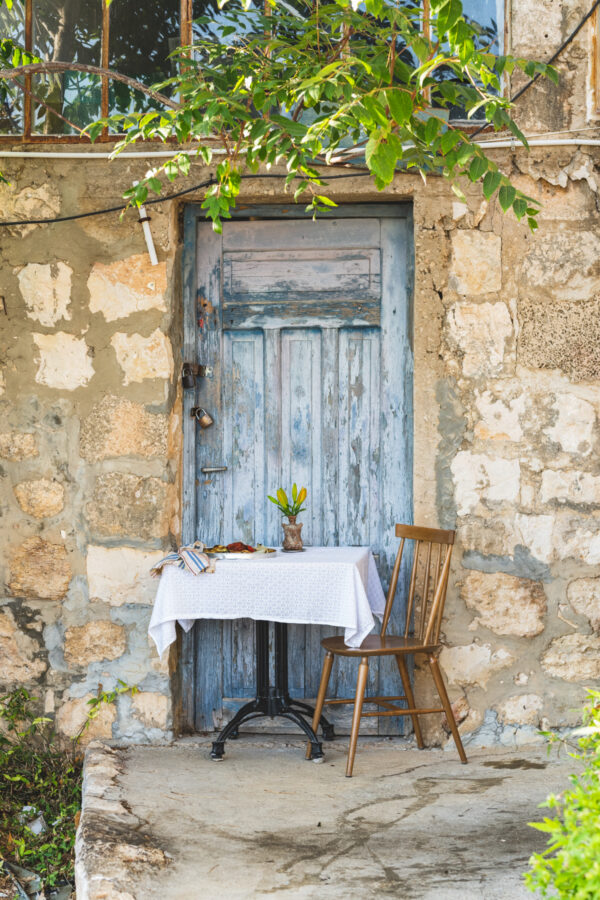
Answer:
[
  {"left": 205, "top": 542, "right": 276, "bottom": 555},
  {"left": 226, "top": 541, "right": 255, "bottom": 553}
]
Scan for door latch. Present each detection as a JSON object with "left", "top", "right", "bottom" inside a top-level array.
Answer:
[
  {"left": 200, "top": 465, "right": 228, "bottom": 474},
  {"left": 182, "top": 363, "right": 213, "bottom": 389}
]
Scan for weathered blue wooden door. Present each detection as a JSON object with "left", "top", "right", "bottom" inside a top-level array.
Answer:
[{"left": 181, "top": 204, "right": 413, "bottom": 735}]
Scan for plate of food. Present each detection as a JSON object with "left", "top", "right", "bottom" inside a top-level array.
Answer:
[{"left": 205, "top": 542, "right": 276, "bottom": 559}]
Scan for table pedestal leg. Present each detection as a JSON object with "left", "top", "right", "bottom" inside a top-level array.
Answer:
[{"left": 210, "top": 620, "right": 335, "bottom": 760}]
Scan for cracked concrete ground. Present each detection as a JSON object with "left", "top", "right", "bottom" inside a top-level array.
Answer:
[{"left": 76, "top": 736, "right": 572, "bottom": 899}]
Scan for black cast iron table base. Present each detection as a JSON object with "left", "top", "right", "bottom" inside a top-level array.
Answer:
[{"left": 211, "top": 620, "right": 335, "bottom": 761}]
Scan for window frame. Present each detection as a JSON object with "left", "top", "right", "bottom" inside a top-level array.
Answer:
[
  {"left": 0, "top": 0, "right": 192, "bottom": 142},
  {"left": 1, "top": 0, "right": 508, "bottom": 143}
]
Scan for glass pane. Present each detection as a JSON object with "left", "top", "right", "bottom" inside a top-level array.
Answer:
[
  {"left": 0, "top": 0, "right": 26, "bottom": 134},
  {"left": 446, "top": 0, "right": 504, "bottom": 121},
  {"left": 32, "top": 0, "right": 102, "bottom": 135},
  {"left": 463, "top": 0, "right": 503, "bottom": 55},
  {"left": 192, "top": 0, "right": 262, "bottom": 43},
  {"left": 108, "top": 0, "right": 180, "bottom": 119}
]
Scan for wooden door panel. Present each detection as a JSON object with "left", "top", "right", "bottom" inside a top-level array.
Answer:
[{"left": 222, "top": 330, "right": 265, "bottom": 545}]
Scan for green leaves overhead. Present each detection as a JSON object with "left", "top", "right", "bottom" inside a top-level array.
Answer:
[{"left": 82, "top": 0, "right": 557, "bottom": 230}]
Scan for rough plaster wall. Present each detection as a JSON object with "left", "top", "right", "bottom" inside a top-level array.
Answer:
[{"left": 1, "top": 0, "right": 600, "bottom": 747}]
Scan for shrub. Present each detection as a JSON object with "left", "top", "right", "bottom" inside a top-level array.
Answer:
[
  {"left": 0, "top": 687, "right": 82, "bottom": 888},
  {"left": 525, "top": 689, "right": 600, "bottom": 899}
]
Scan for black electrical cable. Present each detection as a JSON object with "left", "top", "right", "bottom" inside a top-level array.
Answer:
[
  {"left": 0, "top": 169, "right": 372, "bottom": 228},
  {"left": 472, "top": 0, "right": 600, "bottom": 139}
]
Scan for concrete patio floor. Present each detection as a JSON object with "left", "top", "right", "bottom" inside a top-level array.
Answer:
[{"left": 76, "top": 735, "right": 571, "bottom": 899}]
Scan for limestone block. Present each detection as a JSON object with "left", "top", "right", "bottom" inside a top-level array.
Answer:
[
  {"left": 55, "top": 694, "right": 116, "bottom": 744},
  {"left": 451, "top": 451, "right": 520, "bottom": 516},
  {"left": 80, "top": 395, "right": 168, "bottom": 462},
  {"left": 449, "top": 231, "right": 502, "bottom": 295},
  {"left": 553, "top": 515, "right": 600, "bottom": 566},
  {"left": 111, "top": 329, "right": 173, "bottom": 385},
  {"left": 86, "top": 473, "right": 170, "bottom": 540},
  {"left": 439, "top": 643, "right": 515, "bottom": 688},
  {"left": 14, "top": 478, "right": 65, "bottom": 519},
  {"left": 64, "top": 621, "right": 127, "bottom": 667},
  {"left": 541, "top": 469, "right": 600, "bottom": 506},
  {"left": 0, "top": 607, "right": 46, "bottom": 686},
  {"left": 459, "top": 516, "right": 515, "bottom": 557},
  {"left": 33, "top": 333, "right": 94, "bottom": 391},
  {"left": 542, "top": 634, "right": 600, "bottom": 682},
  {"left": 9, "top": 536, "right": 71, "bottom": 601},
  {"left": 510, "top": 0, "right": 562, "bottom": 56},
  {"left": 441, "top": 696, "right": 470, "bottom": 733},
  {"left": 496, "top": 694, "right": 544, "bottom": 726},
  {"left": 0, "top": 431, "right": 38, "bottom": 461},
  {"left": 514, "top": 513, "right": 555, "bottom": 564},
  {"left": 545, "top": 395, "right": 596, "bottom": 456},
  {"left": 0, "top": 181, "right": 60, "bottom": 236},
  {"left": 461, "top": 570, "right": 546, "bottom": 637},
  {"left": 15, "top": 261, "right": 72, "bottom": 326},
  {"left": 566, "top": 578, "right": 600, "bottom": 632},
  {"left": 446, "top": 302, "right": 513, "bottom": 377},
  {"left": 131, "top": 692, "right": 169, "bottom": 729},
  {"left": 518, "top": 231, "right": 600, "bottom": 302},
  {"left": 87, "top": 546, "right": 163, "bottom": 606},
  {"left": 474, "top": 391, "right": 524, "bottom": 441},
  {"left": 88, "top": 254, "right": 167, "bottom": 322},
  {"left": 518, "top": 295, "right": 600, "bottom": 382}
]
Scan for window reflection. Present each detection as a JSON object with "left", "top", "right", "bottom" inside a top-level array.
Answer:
[
  {"left": 32, "top": 0, "right": 102, "bottom": 134},
  {"left": 0, "top": 0, "right": 25, "bottom": 134},
  {"left": 108, "top": 0, "right": 180, "bottom": 117}
]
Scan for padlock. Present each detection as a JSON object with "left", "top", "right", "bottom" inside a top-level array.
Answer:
[{"left": 191, "top": 407, "right": 214, "bottom": 428}]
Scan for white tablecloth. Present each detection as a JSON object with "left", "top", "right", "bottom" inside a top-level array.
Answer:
[{"left": 149, "top": 546, "right": 386, "bottom": 657}]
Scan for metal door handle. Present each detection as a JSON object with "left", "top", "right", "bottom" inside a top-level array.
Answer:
[{"left": 201, "top": 466, "right": 228, "bottom": 474}]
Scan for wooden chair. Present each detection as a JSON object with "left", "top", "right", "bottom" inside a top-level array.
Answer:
[{"left": 307, "top": 524, "right": 467, "bottom": 776}]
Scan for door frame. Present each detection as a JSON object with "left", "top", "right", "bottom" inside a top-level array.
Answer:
[{"left": 179, "top": 201, "right": 414, "bottom": 733}]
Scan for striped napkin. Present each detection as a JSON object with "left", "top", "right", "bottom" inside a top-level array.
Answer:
[{"left": 151, "top": 541, "right": 215, "bottom": 577}]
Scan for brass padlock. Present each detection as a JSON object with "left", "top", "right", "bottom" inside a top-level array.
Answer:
[{"left": 191, "top": 407, "right": 214, "bottom": 428}]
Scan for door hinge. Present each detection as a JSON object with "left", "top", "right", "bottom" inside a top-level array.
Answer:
[{"left": 182, "top": 363, "right": 213, "bottom": 389}]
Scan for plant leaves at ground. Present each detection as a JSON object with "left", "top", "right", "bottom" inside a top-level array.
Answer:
[
  {"left": 525, "top": 690, "right": 600, "bottom": 899},
  {"left": 0, "top": 682, "right": 138, "bottom": 892},
  {"left": 0, "top": 688, "right": 81, "bottom": 888}
]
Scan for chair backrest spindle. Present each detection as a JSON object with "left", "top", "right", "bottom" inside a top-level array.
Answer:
[{"left": 380, "top": 524, "right": 455, "bottom": 644}]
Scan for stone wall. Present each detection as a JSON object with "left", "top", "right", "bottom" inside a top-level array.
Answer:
[
  {"left": 0, "top": 164, "right": 179, "bottom": 743},
  {"left": 1, "top": 0, "right": 599, "bottom": 746}
]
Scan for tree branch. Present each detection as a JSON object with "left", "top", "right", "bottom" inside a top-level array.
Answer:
[{"left": 0, "top": 62, "right": 179, "bottom": 110}]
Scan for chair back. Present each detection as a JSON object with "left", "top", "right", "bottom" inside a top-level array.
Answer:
[{"left": 380, "top": 524, "right": 455, "bottom": 645}]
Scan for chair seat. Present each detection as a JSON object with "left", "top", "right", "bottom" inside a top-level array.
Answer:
[{"left": 321, "top": 634, "right": 440, "bottom": 657}]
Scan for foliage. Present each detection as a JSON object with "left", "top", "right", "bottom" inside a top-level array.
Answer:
[
  {"left": 525, "top": 690, "right": 600, "bottom": 899},
  {"left": 87, "top": 0, "right": 557, "bottom": 231},
  {"left": 0, "top": 688, "right": 80, "bottom": 888},
  {"left": 0, "top": 682, "right": 137, "bottom": 891},
  {"left": 268, "top": 483, "right": 307, "bottom": 518}
]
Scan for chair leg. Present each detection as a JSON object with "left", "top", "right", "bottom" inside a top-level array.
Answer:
[
  {"left": 428, "top": 654, "right": 468, "bottom": 764},
  {"left": 346, "top": 657, "right": 369, "bottom": 778},
  {"left": 396, "top": 655, "right": 424, "bottom": 750},
  {"left": 306, "top": 651, "right": 334, "bottom": 759}
]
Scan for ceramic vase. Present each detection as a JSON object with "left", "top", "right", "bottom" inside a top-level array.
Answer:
[{"left": 282, "top": 515, "right": 303, "bottom": 551}]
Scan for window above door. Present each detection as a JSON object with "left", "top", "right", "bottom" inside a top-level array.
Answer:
[{"left": 0, "top": 0, "right": 507, "bottom": 142}]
